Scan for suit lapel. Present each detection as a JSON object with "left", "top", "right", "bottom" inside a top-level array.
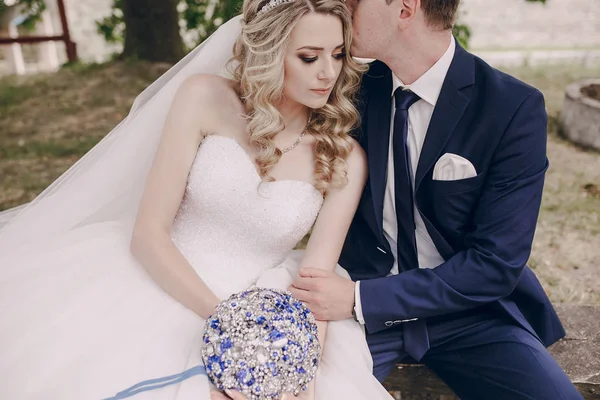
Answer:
[
  {"left": 365, "top": 64, "right": 393, "bottom": 241},
  {"left": 415, "top": 41, "right": 475, "bottom": 192},
  {"left": 361, "top": 44, "right": 476, "bottom": 240}
]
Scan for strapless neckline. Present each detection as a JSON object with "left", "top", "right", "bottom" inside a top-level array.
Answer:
[{"left": 203, "top": 134, "right": 324, "bottom": 200}]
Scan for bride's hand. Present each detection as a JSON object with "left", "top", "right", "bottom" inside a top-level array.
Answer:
[
  {"left": 210, "top": 390, "right": 232, "bottom": 399},
  {"left": 210, "top": 390, "right": 247, "bottom": 399},
  {"left": 281, "top": 388, "right": 314, "bottom": 400},
  {"left": 210, "top": 390, "right": 304, "bottom": 400},
  {"left": 281, "top": 393, "right": 302, "bottom": 399}
]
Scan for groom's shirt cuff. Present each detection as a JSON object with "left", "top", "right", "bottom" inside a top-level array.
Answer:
[{"left": 354, "top": 281, "right": 366, "bottom": 325}]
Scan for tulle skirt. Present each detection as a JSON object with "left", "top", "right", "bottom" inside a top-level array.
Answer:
[{"left": 0, "top": 222, "right": 392, "bottom": 399}]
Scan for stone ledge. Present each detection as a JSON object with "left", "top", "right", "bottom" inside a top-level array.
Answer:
[
  {"left": 561, "top": 79, "right": 600, "bottom": 152},
  {"left": 384, "top": 304, "right": 600, "bottom": 400},
  {"left": 473, "top": 49, "right": 600, "bottom": 69}
]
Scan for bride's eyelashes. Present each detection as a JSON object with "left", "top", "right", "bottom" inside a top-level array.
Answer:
[
  {"left": 299, "top": 51, "right": 347, "bottom": 64},
  {"left": 300, "top": 55, "right": 318, "bottom": 63}
]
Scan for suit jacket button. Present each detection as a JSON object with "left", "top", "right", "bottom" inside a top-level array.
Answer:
[{"left": 385, "top": 321, "right": 393, "bottom": 327}]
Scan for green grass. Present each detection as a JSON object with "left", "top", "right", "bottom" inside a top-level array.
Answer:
[
  {"left": 0, "top": 60, "right": 169, "bottom": 210},
  {"left": 0, "top": 136, "right": 100, "bottom": 159},
  {"left": 0, "top": 80, "right": 37, "bottom": 108}
]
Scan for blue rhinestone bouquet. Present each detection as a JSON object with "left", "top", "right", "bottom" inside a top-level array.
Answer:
[{"left": 201, "top": 286, "right": 321, "bottom": 399}]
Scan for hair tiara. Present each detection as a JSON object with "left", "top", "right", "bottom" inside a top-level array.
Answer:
[{"left": 257, "top": 0, "right": 297, "bottom": 14}]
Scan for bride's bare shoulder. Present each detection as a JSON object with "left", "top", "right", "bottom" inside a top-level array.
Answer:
[
  {"left": 175, "top": 74, "right": 244, "bottom": 130},
  {"left": 178, "top": 74, "right": 238, "bottom": 105}
]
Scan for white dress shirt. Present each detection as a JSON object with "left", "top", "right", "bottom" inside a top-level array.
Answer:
[{"left": 354, "top": 37, "right": 455, "bottom": 325}]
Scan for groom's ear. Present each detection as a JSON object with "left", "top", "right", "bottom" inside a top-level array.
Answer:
[{"left": 397, "top": 0, "right": 419, "bottom": 29}]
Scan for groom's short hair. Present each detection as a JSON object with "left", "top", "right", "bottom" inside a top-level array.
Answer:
[
  {"left": 420, "top": 0, "right": 460, "bottom": 30},
  {"left": 386, "top": 0, "right": 459, "bottom": 30}
]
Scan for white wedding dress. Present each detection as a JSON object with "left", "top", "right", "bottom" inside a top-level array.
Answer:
[{"left": 0, "top": 134, "right": 392, "bottom": 400}]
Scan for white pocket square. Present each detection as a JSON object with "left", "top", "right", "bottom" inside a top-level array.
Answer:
[{"left": 433, "top": 153, "right": 477, "bottom": 181}]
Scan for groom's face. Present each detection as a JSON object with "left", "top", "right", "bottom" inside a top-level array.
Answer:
[{"left": 346, "top": 0, "right": 398, "bottom": 59}]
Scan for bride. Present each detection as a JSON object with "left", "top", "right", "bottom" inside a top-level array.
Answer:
[{"left": 0, "top": 0, "right": 393, "bottom": 399}]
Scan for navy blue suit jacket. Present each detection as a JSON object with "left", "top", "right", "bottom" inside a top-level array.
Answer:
[{"left": 339, "top": 40, "right": 565, "bottom": 348}]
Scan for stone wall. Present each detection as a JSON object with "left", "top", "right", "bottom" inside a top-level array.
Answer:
[
  {"left": 2, "top": 0, "right": 600, "bottom": 71},
  {"left": 58, "top": 0, "right": 600, "bottom": 63},
  {"left": 460, "top": 0, "right": 600, "bottom": 68},
  {"left": 460, "top": 0, "right": 600, "bottom": 50}
]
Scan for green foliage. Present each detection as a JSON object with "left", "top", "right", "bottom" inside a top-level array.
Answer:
[
  {"left": 0, "top": 0, "right": 45, "bottom": 30},
  {"left": 452, "top": 23, "right": 471, "bottom": 49},
  {"left": 96, "top": 0, "right": 243, "bottom": 50},
  {"left": 95, "top": 0, "right": 123, "bottom": 44},
  {"left": 452, "top": 0, "right": 545, "bottom": 48},
  {"left": 181, "top": 0, "right": 239, "bottom": 44},
  {"left": 98, "top": 0, "right": 547, "bottom": 52}
]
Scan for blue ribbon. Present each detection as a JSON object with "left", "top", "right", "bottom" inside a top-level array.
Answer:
[{"left": 103, "top": 365, "right": 207, "bottom": 399}]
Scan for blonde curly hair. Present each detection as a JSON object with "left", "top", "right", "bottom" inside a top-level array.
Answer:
[{"left": 229, "top": 0, "right": 366, "bottom": 196}]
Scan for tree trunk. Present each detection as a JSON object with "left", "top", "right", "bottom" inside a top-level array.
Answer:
[{"left": 121, "top": 0, "right": 184, "bottom": 63}]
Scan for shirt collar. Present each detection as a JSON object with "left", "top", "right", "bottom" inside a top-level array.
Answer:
[{"left": 391, "top": 36, "right": 455, "bottom": 107}]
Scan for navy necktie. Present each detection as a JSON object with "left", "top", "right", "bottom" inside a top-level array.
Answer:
[
  {"left": 393, "top": 88, "right": 420, "bottom": 272},
  {"left": 392, "top": 88, "right": 430, "bottom": 361}
]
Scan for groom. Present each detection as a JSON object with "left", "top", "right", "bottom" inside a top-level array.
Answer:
[{"left": 290, "top": 0, "right": 583, "bottom": 398}]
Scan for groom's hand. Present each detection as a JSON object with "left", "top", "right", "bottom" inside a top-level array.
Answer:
[{"left": 288, "top": 268, "right": 355, "bottom": 321}]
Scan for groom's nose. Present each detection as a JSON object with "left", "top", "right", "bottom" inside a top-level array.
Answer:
[{"left": 345, "top": 0, "right": 357, "bottom": 14}]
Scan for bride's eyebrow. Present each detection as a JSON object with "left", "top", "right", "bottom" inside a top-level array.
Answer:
[{"left": 296, "top": 44, "right": 345, "bottom": 51}]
